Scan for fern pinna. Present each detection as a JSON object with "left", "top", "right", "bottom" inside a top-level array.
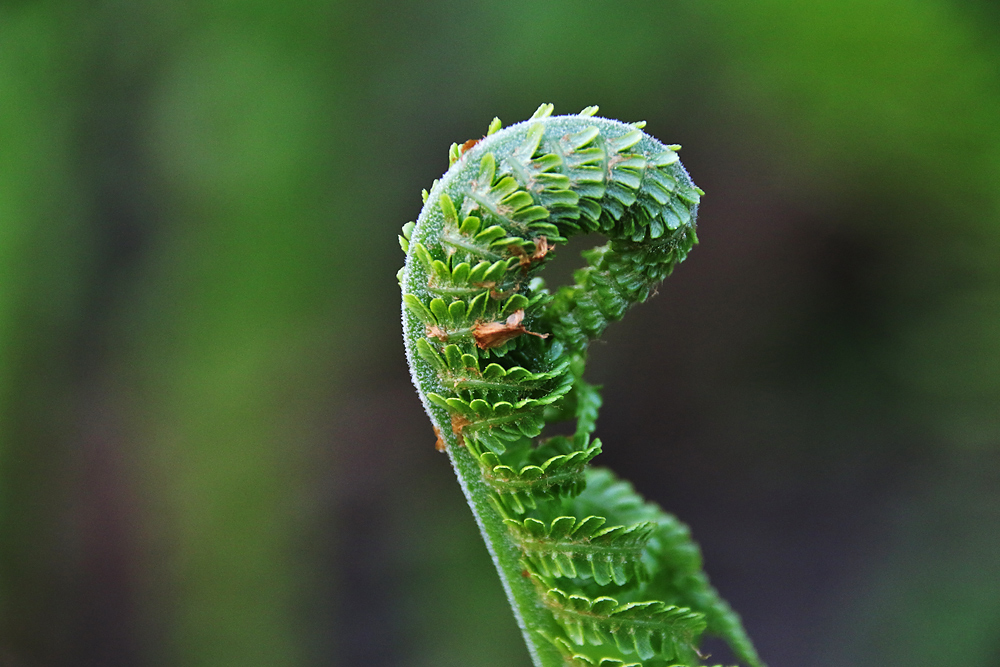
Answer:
[{"left": 399, "top": 104, "right": 764, "bottom": 667}]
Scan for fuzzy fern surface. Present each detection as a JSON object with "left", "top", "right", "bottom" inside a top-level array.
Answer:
[{"left": 399, "top": 104, "right": 764, "bottom": 667}]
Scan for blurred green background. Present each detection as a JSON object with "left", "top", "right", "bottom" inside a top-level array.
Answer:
[{"left": 2, "top": 1, "right": 999, "bottom": 665}]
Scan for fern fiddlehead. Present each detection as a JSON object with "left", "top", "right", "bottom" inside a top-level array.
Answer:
[{"left": 399, "top": 105, "right": 764, "bottom": 667}]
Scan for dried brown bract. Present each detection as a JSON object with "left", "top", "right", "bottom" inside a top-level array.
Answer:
[
  {"left": 531, "top": 236, "right": 552, "bottom": 263},
  {"left": 509, "top": 236, "right": 553, "bottom": 271},
  {"left": 472, "top": 309, "right": 548, "bottom": 349},
  {"left": 426, "top": 324, "right": 449, "bottom": 341},
  {"left": 450, "top": 414, "right": 471, "bottom": 446},
  {"left": 459, "top": 137, "right": 482, "bottom": 155}
]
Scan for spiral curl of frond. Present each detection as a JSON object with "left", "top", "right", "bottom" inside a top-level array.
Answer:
[{"left": 400, "top": 105, "right": 763, "bottom": 667}]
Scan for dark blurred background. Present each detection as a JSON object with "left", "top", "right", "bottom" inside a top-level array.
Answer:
[{"left": 2, "top": 1, "right": 999, "bottom": 666}]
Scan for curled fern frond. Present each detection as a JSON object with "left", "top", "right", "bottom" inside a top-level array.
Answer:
[
  {"left": 400, "top": 105, "right": 763, "bottom": 667},
  {"left": 541, "top": 586, "right": 707, "bottom": 662},
  {"left": 502, "top": 509, "right": 654, "bottom": 585},
  {"left": 474, "top": 434, "right": 601, "bottom": 513}
]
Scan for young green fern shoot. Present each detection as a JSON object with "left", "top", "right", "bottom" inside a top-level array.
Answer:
[{"left": 399, "top": 104, "right": 765, "bottom": 667}]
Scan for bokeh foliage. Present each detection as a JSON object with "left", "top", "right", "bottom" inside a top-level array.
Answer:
[{"left": 1, "top": 1, "right": 998, "bottom": 666}]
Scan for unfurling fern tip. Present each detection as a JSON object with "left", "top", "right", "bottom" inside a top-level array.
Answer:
[{"left": 400, "top": 104, "right": 764, "bottom": 667}]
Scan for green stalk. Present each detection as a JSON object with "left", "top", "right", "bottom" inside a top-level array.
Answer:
[{"left": 446, "top": 439, "right": 566, "bottom": 666}]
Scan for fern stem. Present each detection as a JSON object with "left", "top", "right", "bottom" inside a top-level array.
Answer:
[{"left": 447, "top": 441, "right": 568, "bottom": 666}]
